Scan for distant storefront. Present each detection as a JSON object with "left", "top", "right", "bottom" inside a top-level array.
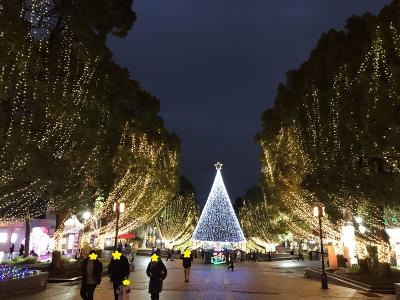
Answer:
[
  {"left": 61, "top": 215, "right": 83, "bottom": 257},
  {"left": 0, "top": 217, "right": 56, "bottom": 258}
]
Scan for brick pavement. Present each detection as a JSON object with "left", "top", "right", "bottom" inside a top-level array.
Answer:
[{"left": 8, "top": 256, "right": 396, "bottom": 300}]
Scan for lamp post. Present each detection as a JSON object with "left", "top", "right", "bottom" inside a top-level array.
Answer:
[
  {"left": 113, "top": 202, "right": 125, "bottom": 251},
  {"left": 313, "top": 206, "right": 328, "bottom": 289}
]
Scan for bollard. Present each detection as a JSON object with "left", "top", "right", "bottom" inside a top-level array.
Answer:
[{"left": 395, "top": 283, "right": 400, "bottom": 300}]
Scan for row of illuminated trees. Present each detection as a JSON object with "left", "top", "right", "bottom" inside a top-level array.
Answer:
[
  {"left": 0, "top": 1, "right": 197, "bottom": 255},
  {"left": 238, "top": 0, "right": 400, "bottom": 267}
]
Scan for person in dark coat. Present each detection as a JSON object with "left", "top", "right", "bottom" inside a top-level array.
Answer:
[
  {"left": 224, "top": 251, "right": 230, "bottom": 265},
  {"left": 19, "top": 244, "right": 24, "bottom": 256},
  {"left": 166, "top": 249, "right": 172, "bottom": 261},
  {"left": 109, "top": 247, "right": 130, "bottom": 300},
  {"left": 251, "top": 251, "right": 257, "bottom": 263},
  {"left": 80, "top": 250, "right": 103, "bottom": 300},
  {"left": 227, "top": 252, "right": 234, "bottom": 271},
  {"left": 9, "top": 243, "right": 14, "bottom": 259},
  {"left": 181, "top": 248, "right": 193, "bottom": 283},
  {"left": 146, "top": 252, "right": 167, "bottom": 300}
]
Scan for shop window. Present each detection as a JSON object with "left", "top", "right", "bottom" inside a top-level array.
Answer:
[
  {"left": 0, "top": 232, "right": 8, "bottom": 243},
  {"left": 11, "top": 233, "right": 17, "bottom": 243}
]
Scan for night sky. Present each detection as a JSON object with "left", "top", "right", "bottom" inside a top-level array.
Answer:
[{"left": 108, "top": 1, "right": 390, "bottom": 207}]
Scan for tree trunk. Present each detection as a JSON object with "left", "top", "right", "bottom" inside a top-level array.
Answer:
[
  {"left": 359, "top": 258, "right": 369, "bottom": 274},
  {"left": 373, "top": 205, "right": 392, "bottom": 278},
  {"left": 49, "top": 250, "right": 65, "bottom": 277},
  {"left": 49, "top": 213, "right": 67, "bottom": 276},
  {"left": 24, "top": 219, "right": 30, "bottom": 257},
  {"left": 55, "top": 213, "right": 66, "bottom": 231}
]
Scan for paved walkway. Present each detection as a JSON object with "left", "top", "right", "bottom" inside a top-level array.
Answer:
[{"left": 9, "top": 257, "right": 395, "bottom": 300}]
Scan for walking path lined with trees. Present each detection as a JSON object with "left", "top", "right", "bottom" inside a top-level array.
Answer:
[{"left": 11, "top": 256, "right": 395, "bottom": 300}]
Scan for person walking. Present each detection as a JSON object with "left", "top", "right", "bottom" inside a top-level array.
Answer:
[
  {"left": 166, "top": 249, "right": 172, "bottom": 261},
  {"left": 225, "top": 251, "right": 230, "bottom": 265},
  {"left": 19, "top": 244, "right": 24, "bottom": 256},
  {"left": 228, "top": 252, "right": 234, "bottom": 271},
  {"left": 251, "top": 251, "right": 256, "bottom": 263},
  {"left": 181, "top": 248, "right": 193, "bottom": 283},
  {"left": 109, "top": 246, "right": 130, "bottom": 300},
  {"left": 9, "top": 243, "right": 14, "bottom": 259},
  {"left": 80, "top": 250, "right": 103, "bottom": 300},
  {"left": 146, "top": 251, "right": 168, "bottom": 300},
  {"left": 298, "top": 250, "right": 304, "bottom": 261},
  {"left": 290, "top": 249, "right": 295, "bottom": 261}
]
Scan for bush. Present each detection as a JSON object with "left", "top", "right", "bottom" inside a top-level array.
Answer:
[
  {"left": 348, "top": 264, "right": 361, "bottom": 274},
  {"left": 8, "top": 256, "right": 38, "bottom": 265}
]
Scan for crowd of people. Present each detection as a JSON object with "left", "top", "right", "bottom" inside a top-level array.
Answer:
[{"left": 78, "top": 246, "right": 315, "bottom": 299}]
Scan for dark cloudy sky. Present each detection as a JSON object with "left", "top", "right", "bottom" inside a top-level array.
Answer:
[{"left": 108, "top": 0, "right": 390, "bottom": 206}]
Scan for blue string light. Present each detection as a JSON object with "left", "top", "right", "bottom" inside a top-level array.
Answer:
[{"left": 0, "top": 266, "right": 39, "bottom": 281}]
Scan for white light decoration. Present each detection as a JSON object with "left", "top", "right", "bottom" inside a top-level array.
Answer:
[
  {"left": 192, "top": 163, "right": 245, "bottom": 243},
  {"left": 359, "top": 225, "right": 367, "bottom": 234},
  {"left": 64, "top": 215, "right": 83, "bottom": 233},
  {"left": 342, "top": 225, "right": 357, "bottom": 265},
  {"left": 355, "top": 216, "right": 363, "bottom": 224},
  {"left": 30, "top": 227, "right": 51, "bottom": 256}
]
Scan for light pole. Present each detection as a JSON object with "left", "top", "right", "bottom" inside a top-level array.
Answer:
[
  {"left": 313, "top": 206, "right": 328, "bottom": 289},
  {"left": 113, "top": 202, "right": 125, "bottom": 251}
]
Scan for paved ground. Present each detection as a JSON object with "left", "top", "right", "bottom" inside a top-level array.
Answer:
[{"left": 9, "top": 256, "right": 395, "bottom": 300}]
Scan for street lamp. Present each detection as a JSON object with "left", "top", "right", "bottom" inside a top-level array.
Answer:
[
  {"left": 313, "top": 206, "right": 328, "bottom": 289},
  {"left": 113, "top": 202, "right": 125, "bottom": 251},
  {"left": 83, "top": 211, "right": 91, "bottom": 221}
]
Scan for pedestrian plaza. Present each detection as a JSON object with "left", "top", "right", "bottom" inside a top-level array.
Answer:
[{"left": 10, "top": 256, "right": 395, "bottom": 300}]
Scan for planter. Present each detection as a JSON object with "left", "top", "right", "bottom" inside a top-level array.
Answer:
[{"left": 0, "top": 271, "right": 48, "bottom": 297}]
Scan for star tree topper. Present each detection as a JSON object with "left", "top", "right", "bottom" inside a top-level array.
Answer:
[
  {"left": 183, "top": 249, "right": 191, "bottom": 258},
  {"left": 151, "top": 253, "right": 159, "bottom": 262},
  {"left": 214, "top": 162, "right": 223, "bottom": 170},
  {"left": 112, "top": 250, "right": 122, "bottom": 260}
]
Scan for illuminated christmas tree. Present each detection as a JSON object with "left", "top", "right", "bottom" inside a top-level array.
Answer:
[{"left": 192, "top": 162, "right": 245, "bottom": 243}]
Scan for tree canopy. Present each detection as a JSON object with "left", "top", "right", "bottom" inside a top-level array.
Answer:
[
  {"left": 254, "top": 0, "right": 400, "bottom": 261},
  {"left": 0, "top": 0, "right": 180, "bottom": 237}
]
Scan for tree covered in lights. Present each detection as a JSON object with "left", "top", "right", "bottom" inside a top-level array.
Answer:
[
  {"left": 238, "top": 186, "right": 288, "bottom": 248},
  {"left": 192, "top": 163, "right": 245, "bottom": 243},
  {"left": 0, "top": 0, "right": 180, "bottom": 253},
  {"left": 258, "top": 1, "right": 400, "bottom": 270},
  {"left": 155, "top": 177, "right": 200, "bottom": 249}
]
